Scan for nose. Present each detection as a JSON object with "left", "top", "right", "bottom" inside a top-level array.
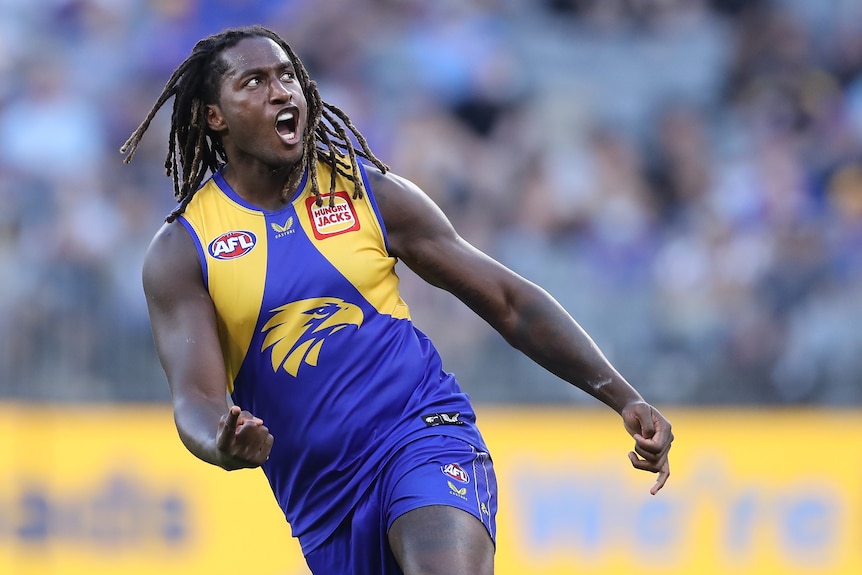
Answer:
[{"left": 269, "top": 77, "right": 293, "bottom": 103}]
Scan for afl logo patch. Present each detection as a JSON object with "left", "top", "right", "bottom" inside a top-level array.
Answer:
[
  {"left": 208, "top": 230, "right": 257, "bottom": 260},
  {"left": 441, "top": 463, "right": 470, "bottom": 484}
]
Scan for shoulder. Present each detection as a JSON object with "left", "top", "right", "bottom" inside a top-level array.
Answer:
[
  {"left": 362, "top": 165, "right": 459, "bottom": 262},
  {"left": 146, "top": 219, "right": 196, "bottom": 260},
  {"left": 142, "top": 219, "right": 203, "bottom": 296},
  {"left": 362, "top": 166, "right": 411, "bottom": 209},
  {"left": 363, "top": 167, "right": 452, "bottom": 226}
]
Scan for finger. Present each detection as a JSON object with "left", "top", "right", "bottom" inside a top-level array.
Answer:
[
  {"left": 650, "top": 462, "right": 671, "bottom": 495},
  {"left": 634, "top": 424, "right": 674, "bottom": 454},
  {"left": 261, "top": 433, "right": 275, "bottom": 460},
  {"left": 235, "top": 425, "right": 273, "bottom": 464},
  {"left": 629, "top": 451, "right": 666, "bottom": 473},
  {"left": 633, "top": 436, "right": 665, "bottom": 459},
  {"left": 236, "top": 423, "right": 271, "bottom": 449},
  {"left": 647, "top": 421, "right": 673, "bottom": 447},
  {"left": 629, "top": 450, "right": 660, "bottom": 472},
  {"left": 629, "top": 449, "right": 670, "bottom": 484},
  {"left": 224, "top": 405, "right": 241, "bottom": 430},
  {"left": 237, "top": 410, "right": 264, "bottom": 427}
]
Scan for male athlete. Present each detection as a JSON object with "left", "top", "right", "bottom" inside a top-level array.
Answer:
[{"left": 124, "top": 25, "right": 673, "bottom": 575}]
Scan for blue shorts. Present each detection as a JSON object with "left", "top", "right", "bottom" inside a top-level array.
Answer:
[{"left": 304, "top": 435, "right": 498, "bottom": 575}]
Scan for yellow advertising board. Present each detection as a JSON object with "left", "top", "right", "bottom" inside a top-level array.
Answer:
[
  {"left": 485, "top": 407, "right": 862, "bottom": 575},
  {"left": 0, "top": 406, "right": 304, "bottom": 575},
  {"left": 0, "top": 405, "right": 859, "bottom": 575}
]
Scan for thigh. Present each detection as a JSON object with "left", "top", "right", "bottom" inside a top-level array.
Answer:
[
  {"left": 305, "top": 435, "right": 498, "bottom": 575},
  {"left": 389, "top": 505, "right": 495, "bottom": 575},
  {"left": 384, "top": 435, "right": 497, "bottom": 575}
]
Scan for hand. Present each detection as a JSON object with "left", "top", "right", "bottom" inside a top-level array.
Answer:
[
  {"left": 620, "top": 401, "right": 673, "bottom": 495},
  {"left": 215, "top": 405, "right": 274, "bottom": 470}
]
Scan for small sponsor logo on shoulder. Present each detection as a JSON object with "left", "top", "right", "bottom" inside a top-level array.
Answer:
[
  {"left": 306, "top": 192, "right": 360, "bottom": 240},
  {"left": 422, "top": 412, "right": 463, "bottom": 427},
  {"left": 442, "top": 463, "right": 470, "bottom": 484},
  {"left": 208, "top": 230, "right": 257, "bottom": 260}
]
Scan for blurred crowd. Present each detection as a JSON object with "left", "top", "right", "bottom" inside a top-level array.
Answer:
[{"left": 1, "top": 0, "right": 860, "bottom": 404}]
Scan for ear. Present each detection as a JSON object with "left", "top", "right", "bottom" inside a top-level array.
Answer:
[{"left": 206, "top": 104, "right": 226, "bottom": 133}]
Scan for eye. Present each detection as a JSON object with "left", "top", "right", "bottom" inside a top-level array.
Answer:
[
  {"left": 244, "top": 77, "right": 262, "bottom": 87},
  {"left": 281, "top": 71, "right": 295, "bottom": 82}
]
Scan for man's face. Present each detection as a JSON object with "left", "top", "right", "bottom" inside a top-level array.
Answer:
[{"left": 206, "top": 36, "right": 308, "bottom": 170}]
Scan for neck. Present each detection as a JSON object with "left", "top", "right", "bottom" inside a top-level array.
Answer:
[{"left": 222, "top": 163, "right": 300, "bottom": 211}]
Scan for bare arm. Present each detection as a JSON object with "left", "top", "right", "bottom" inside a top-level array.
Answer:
[
  {"left": 371, "top": 170, "right": 672, "bottom": 493},
  {"left": 142, "top": 221, "right": 273, "bottom": 470}
]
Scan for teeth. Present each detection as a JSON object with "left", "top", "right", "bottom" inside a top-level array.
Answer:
[{"left": 278, "top": 111, "right": 294, "bottom": 122}]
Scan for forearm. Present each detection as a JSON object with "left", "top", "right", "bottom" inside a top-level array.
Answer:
[
  {"left": 500, "top": 287, "right": 645, "bottom": 413},
  {"left": 173, "top": 395, "right": 231, "bottom": 468}
]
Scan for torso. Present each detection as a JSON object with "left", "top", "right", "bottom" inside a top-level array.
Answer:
[{"left": 176, "top": 159, "right": 486, "bottom": 552}]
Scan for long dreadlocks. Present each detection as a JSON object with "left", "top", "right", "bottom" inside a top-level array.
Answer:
[{"left": 120, "top": 25, "right": 389, "bottom": 222}]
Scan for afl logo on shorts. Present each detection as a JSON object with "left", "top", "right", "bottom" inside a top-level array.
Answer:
[
  {"left": 441, "top": 463, "right": 470, "bottom": 484},
  {"left": 208, "top": 230, "right": 257, "bottom": 260}
]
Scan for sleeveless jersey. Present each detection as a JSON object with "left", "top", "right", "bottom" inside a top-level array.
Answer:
[{"left": 177, "top": 160, "right": 487, "bottom": 553}]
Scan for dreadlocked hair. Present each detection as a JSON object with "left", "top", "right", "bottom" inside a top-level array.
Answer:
[{"left": 120, "top": 25, "right": 389, "bottom": 223}]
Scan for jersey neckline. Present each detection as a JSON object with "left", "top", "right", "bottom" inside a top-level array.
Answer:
[{"left": 212, "top": 167, "right": 309, "bottom": 214}]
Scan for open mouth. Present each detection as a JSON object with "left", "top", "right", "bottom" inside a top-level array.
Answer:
[{"left": 276, "top": 109, "right": 298, "bottom": 141}]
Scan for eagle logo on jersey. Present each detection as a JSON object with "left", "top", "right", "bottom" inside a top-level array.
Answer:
[{"left": 260, "top": 297, "right": 364, "bottom": 376}]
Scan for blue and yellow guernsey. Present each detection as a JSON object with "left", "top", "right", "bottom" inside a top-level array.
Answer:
[{"left": 177, "top": 160, "right": 487, "bottom": 553}]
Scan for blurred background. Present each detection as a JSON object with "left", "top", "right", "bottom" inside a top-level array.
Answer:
[
  {"left": 3, "top": 0, "right": 862, "bottom": 406},
  {"left": 0, "top": 0, "right": 861, "bottom": 574}
]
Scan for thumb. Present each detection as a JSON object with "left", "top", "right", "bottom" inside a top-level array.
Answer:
[
  {"left": 224, "top": 405, "right": 241, "bottom": 430},
  {"left": 638, "top": 406, "right": 656, "bottom": 439},
  {"left": 217, "top": 406, "right": 242, "bottom": 450},
  {"left": 625, "top": 403, "right": 655, "bottom": 439}
]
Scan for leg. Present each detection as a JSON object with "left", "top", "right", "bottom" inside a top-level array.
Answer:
[{"left": 388, "top": 504, "right": 494, "bottom": 575}]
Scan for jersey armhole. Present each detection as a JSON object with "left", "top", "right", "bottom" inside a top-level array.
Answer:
[
  {"left": 357, "top": 162, "right": 390, "bottom": 254},
  {"left": 176, "top": 215, "right": 209, "bottom": 290}
]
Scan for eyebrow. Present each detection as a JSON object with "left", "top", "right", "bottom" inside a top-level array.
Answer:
[{"left": 232, "top": 60, "right": 295, "bottom": 79}]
